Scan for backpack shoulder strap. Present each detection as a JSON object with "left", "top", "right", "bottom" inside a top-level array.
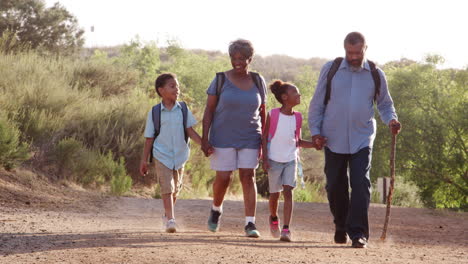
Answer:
[
  {"left": 179, "top": 101, "right": 189, "bottom": 143},
  {"left": 367, "top": 60, "right": 381, "bottom": 102},
  {"left": 324, "top": 57, "right": 344, "bottom": 105},
  {"left": 250, "top": 71, "right": 266, "bottom": 105},
  {"left": 151, "top": 103, "right": 162, "bottom": 139},
  {"left": 149, "top": 103, "right": 162, "bottom": 163},
  {"left": 215, "top": 72, "right": 225, "bottom": 97},
  {"left": 268, "top": 108, "right": 281, "bottom": 142},
  {"left": 294, "top": 111, "right": 302, "bottom": 147}
]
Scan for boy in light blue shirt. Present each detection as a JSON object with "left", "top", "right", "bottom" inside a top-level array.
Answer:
[{"left": 139, "top": 73, "right": 205, "bottom": 233}]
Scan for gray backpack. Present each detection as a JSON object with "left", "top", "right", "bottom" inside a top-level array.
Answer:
[
  {"left": 324, "top": 57, "right": 381, "bottom": 105},
  {"left": 215, "top": 72, "right": 267, "bottom": 104}
]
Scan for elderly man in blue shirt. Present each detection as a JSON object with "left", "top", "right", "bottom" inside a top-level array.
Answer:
[{"left": 308, "top": 32, "right": 401, "bottom": 248}]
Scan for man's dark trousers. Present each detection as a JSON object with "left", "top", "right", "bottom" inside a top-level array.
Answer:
[{"left": 324, "top": 147, "right": 372, "bottom": 240}]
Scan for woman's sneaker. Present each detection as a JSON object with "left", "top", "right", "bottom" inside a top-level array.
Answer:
[
  {"left": 207, "top": 209, "right": 222, "bottom": 232},
  {"left": 244, "top": 222, "right": 260, "bottom": 238},
  {"left": 269, "top": 216, "right": 280, "bottom": 238},
  {"left": 166, "top": 218, "right": 177, "bottom": 233},
  {"left": 280, "top": 228, "right": 292, "bottom": 242}
]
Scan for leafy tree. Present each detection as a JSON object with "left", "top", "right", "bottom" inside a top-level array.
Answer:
[
  {"left": 161, "top": 42, "right": 230, "bottom": 110},
  {"left": 373, "top": 57, "right": 467, "bottom": 209},
  {"left": 0, "top": 0, "right": 84, "bottom": 54},
  {"left": 0, "top": 29, "right": 27, "bottom": 53},
  {"left": 117, "top": 37, "right": 160, "bottom": 78},
  {"left": 105, "top": 37, "right": 162, "bottom": 95}
]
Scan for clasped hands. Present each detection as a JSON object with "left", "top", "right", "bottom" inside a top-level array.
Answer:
[{"left": 312, "top": 135, "right": 328, "bottom": 150}]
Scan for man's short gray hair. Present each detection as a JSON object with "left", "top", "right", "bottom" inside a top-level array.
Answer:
[{"left": 344, "top": 32, "right": 366, "bottom": 46}]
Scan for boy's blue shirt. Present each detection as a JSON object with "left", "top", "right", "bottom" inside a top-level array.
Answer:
[{"left": 144, "top": 101, "right": 197, "bottom": 170}]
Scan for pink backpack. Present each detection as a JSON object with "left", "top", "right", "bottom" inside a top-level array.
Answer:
[{"left": 268, "top": 108, "right": 302, "bottom": 147}]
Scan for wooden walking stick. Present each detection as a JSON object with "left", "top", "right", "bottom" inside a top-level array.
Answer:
[{"left": 380, "top": 125, "right": 399, "bottom": 240}]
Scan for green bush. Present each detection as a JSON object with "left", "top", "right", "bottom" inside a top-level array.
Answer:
[
  {"left": 0, "top": 52, "right": 148, "bottom": 158},
  {"left": 76, "top": 150, "right": 106, "bottom": 186},
  {"left": 293, "top": 181, "right": 327, "bottom": 203},
  {"left": 371, "top": 176, "right": 423, "bottom": 208},
  {"left": 0, "top": 115, "right": 29, "bottom": 170},
  {"left": 392, "top": 176, "right": 423, "bottom": 208},
  {"left": 110, "top": 157, "right": 133, "bottom": 195},
  {"left": 62, "top": 93, "right": 149, "bottom": 160},
  {"left": 70, "top": 59, "right": 139, "bottom": 97},
  {"left": 0, "top": 52, "right": 87, "bottom": 143},
  {"left": 54, "top": 137, "right": 83, "bottom": 179},
  {"left": 53, "top": 138, "right": 132, "bottom": 192}
]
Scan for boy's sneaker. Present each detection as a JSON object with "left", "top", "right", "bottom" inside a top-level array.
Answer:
[
  {"left": 166, "top": 218, "right": 177, "bottom": 233},
  {"left": 244, "top": 222, "right": 260, "bottom": 238},
  {"left": 207, "top": 209, "right": 222, "bottom": 232},
  {"left": 269, "top": 216, "right": 280, "bottom": 238},
  {"left": 280, "top": 228, "right": 292, "bottom": 242}
]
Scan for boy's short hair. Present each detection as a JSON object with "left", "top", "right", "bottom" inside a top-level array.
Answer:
[
  {"left": 228, "top": 39, "right": 254, "bottom": 59},
  {"left": 155, "top": 73, "right": 177, "bottom": 97}
]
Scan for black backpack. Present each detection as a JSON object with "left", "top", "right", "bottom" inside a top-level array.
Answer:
[
  {"left": 324, "top": 57, "right": 381, "bottom": 105},
  {"left": 215, "top": 72, "right": 266, "bottom": 104},
  {"left": 149, "top": 101, "right": 188, "bottom": 162}
]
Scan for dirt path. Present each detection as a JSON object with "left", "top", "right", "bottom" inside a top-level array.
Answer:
[{"left": 1, "top": 195, "right": 467, "bottom": 264}]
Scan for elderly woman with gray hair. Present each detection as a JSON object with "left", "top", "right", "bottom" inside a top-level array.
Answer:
[{"left": 201, "top": 39, "right": 267, "bottom": 237}]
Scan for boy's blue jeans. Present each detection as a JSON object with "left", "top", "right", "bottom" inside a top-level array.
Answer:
[{"left": 324, "top": 147, "right": 372, "bottom": 240}]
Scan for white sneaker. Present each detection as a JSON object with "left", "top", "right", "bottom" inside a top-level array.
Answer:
[{"left": 166, "top": 218, "right": 177, "bottom": 233}]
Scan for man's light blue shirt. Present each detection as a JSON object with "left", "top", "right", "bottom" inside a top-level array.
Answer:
[
  {"left": 144, "top": 102, "right": 197, "bottom": 170},
  {"left": 308, "top": 59, "right": 398, "bottom": 154}
]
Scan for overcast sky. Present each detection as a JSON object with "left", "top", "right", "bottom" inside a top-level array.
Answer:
[{"left": 45, "top": 0, "right": 467, "bottom": 69}]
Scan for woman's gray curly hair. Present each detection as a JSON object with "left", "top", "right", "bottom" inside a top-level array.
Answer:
[{"left": 228, "top": 39, "right": 254, "bottom": 59}]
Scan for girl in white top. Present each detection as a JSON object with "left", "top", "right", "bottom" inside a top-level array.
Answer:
[{"left": 262, "top": 80, "right": 316, "bottom": 242}]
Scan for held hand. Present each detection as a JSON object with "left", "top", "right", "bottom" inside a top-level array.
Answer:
[
  {"left": 389, "top": 119, "right": 402, "bottom": 135},
  {"left": 312, "top": 135, "right": 321, "bottom": 150},
  {"left": 262, "top": 158, "right": 270, "bottom": 173},
  {"left": 207, "top": 146, "right": 215, "bottom": 156},
  {"left": 139, "top": 161, "right": 148, "bottom": 176},
  {"left": 312, "top": 135, "right": 328, "bottom": 150},
  {"left": 201, "top": 139, "right": 213, "bottom": 157}
]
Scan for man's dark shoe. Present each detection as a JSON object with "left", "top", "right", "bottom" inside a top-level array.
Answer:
[
  {"left": 351, "top": 237, "right": 368, "bottom": 248},
  {"left": 334, "top": 230, "right": 348, "bottom": 244}
]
